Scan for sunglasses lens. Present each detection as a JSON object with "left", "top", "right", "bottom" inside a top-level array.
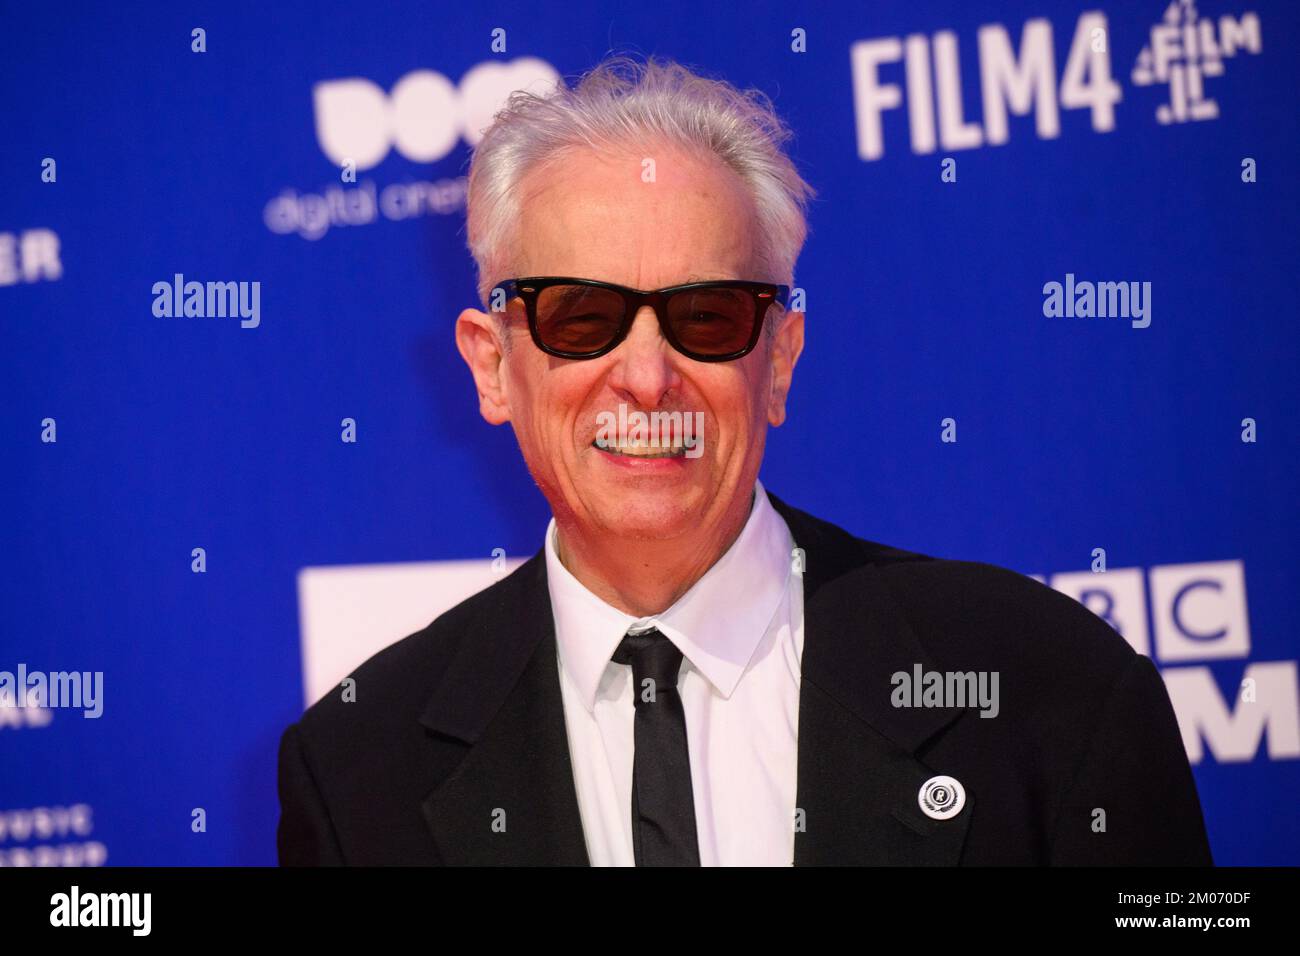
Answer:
[
  {"left": 535, "top": 284, "right": 626, "bottom": 354},
  {"left": 667, "top": 287, "right": 757, "bottom": 356}
]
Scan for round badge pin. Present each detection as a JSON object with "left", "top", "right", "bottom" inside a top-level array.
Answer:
[{"left": 918, "top": 775, "right": 966, "bottom": 820}]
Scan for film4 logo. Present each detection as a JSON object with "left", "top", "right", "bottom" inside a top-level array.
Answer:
[
  {"left": 851, "top": 2, "right": 1264, "bottom": 160},
  {"left": 1041, "top": 560, "right": 1300, "bottom": 765},
  {"left": 1132, "top": 0, "right": 1262, "bottom": 124}
]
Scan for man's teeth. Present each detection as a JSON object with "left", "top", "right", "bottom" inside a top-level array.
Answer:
[{"left": 593, "top": 438, "right": 685, "bottom": 458}]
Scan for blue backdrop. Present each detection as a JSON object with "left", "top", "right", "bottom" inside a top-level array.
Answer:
[{"left": 3, "top": 0, "right": 1296, "bottom": 865}]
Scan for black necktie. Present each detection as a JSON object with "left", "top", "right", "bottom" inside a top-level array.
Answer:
[{"left": 612, "top": 628, "right": 701, "bottom": 866}]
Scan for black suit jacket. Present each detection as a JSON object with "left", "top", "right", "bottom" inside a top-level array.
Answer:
[{"left": 277, "top": 493, "right": 1214, "bottom": 865}]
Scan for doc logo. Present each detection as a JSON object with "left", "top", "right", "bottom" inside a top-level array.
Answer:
[
  {"left": 1131, "top": 1, "right": 1262, "bottom": 123},
  {"left": 313, "top": 58, "right": 561, "bottom": 170}
]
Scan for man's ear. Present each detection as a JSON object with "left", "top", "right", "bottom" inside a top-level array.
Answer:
[
  {"left": 767, "top": 309, "right": 804, "bottom": 427},
  {"left": 455, "top": 307, "right": 512, "bottom": 425}
]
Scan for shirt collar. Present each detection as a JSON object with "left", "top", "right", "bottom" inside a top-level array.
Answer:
[{"left": 546, "top": 479, "right": 793, "bottom": 712}]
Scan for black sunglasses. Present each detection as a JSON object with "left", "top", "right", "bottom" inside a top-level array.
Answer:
[{"left": 492, "top": 276, "right": 790, "bottom": 362}]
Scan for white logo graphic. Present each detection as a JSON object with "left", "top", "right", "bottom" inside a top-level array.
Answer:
[
  {"left": 851, "top": 12, "right": 1119, "bottom": 160},
  {"left": 851, "top": 4, "right": 1265, "bottom": 160},
  {"left": 1132, "top": 1, "right": 1262, "bottom": 123},
  {"left": 0, "top": 229, "right": 62, "bottom": 287},
  {"left": 296, "top": 557, "right": 527, "bottom": 707},
  {"left": 0, "top": 804, "right": 107, "bottom": 867},
  {"left": 1041, "top": 560, "right": 1300, "bottom": 765},
  {"left": 1149, "top": 560, "right": 1250, "bottom": 662},
  {"left": 313, "top": 58, "right": 562, "bottom": 170},
  {"left": 266, "top": 58, "right": 562, "bottom": 240},
  {"left": 0, "top": 683, "right": 54, "bottom": 730}
]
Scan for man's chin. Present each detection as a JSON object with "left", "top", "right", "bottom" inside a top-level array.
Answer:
[{"left": 591, "top": 496, "right": 705, "bottom": 543}]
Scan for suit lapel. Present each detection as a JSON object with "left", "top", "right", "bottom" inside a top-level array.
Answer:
[
  {"left": 417, "top": 552, "right": 589, "bottom": 865},
  {"left": 771, "top": 494, "right": 976, "bottom": 865},
  {"left": 416, "top": 495, "right": 975, "bottom": 866}
]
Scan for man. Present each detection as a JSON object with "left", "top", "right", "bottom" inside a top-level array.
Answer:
[{"left": 277, "top": 55, "right": 1213, "bottom": 866}]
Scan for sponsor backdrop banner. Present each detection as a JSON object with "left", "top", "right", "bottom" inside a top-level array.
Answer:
[{"left": 2, "top": 0, "right": 1296, "bottom": 865}]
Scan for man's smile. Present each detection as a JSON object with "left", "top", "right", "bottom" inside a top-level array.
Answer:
[{"left": 592, "top": 437, "right": 690, "bottom": 459}]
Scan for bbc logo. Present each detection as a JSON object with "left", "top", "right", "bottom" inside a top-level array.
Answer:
[
  {"left": 1036, "top": 561, "right": 1300, "bottom": 764},
  {"left": 1044, "top": 560, "right": 1248, "bottom": 662}
]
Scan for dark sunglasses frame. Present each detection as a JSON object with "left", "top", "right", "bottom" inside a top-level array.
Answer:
[{"left": 493, "top": 276, "right": 791, "bottom": 362}]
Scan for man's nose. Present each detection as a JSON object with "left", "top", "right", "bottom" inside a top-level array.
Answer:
[{"left": 605, "top": 306, "right": 679, "bottom": 405}]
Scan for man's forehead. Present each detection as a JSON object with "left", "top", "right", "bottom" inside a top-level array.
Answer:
[{"left": 512, "top": 148, "right": 756, "bottom": 284}]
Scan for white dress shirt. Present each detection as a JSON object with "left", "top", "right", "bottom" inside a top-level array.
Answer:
[{"left": 544, "top": 479, "right": 805, "bottom": 866}]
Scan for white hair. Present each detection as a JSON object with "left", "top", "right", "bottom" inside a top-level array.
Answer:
[{"left": 464, "top": 53, "right": 816, "bottom": 318}]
